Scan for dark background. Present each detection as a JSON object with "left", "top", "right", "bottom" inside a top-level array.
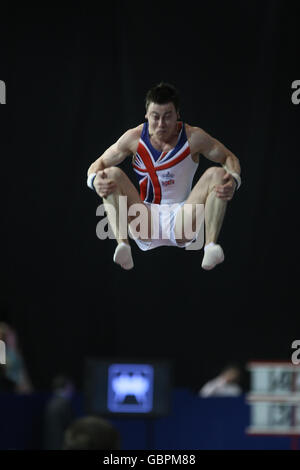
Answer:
[{"left": 0, "top": 1, "right": 299, "bottom": 391}]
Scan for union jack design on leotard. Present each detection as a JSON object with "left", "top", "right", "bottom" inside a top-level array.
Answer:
[{"left": 133, "top": 122, "right": 195, "bottom": 204}]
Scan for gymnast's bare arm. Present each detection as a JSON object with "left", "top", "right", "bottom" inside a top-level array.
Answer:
[
  {"left": 188, "top": 126, "right": 241, "bottom": 174},
  {"left": 87, "top": 126, "right": 141, "bottom": 197},
  {"left": 87, "top": 126, "right": 142, "bottom": 175},
  {"left": 188, "top": 126, "right": 241, "bottom": 198}
]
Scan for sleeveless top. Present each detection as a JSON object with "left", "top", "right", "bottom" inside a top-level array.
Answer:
[{"left": 132, "top": 121, "right": 198, "bottom": 204}]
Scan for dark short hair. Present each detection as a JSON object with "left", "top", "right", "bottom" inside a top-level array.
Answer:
[
  {"left": 145, "top": 82, "right": 180, "bottom": 112},
  {"left": 62, "top": 416, "right": 120, "bottom": 450}
]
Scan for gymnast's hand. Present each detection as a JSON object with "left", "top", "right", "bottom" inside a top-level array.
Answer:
[
  {"left": 94, "top": 170, "right": 117, "bottom": 198},
  {"left": 214, "top": 172, "right": 236, "bottom": 201}
]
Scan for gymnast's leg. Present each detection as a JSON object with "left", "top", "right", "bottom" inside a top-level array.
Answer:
[
  {"left": 94, "top": 167, "right": 151, "bottom": 270},
  {"left": 174, "top": 166, "right": 228, "bottom": 270}
]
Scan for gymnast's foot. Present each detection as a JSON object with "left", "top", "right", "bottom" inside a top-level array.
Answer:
[
  {"left": 201, "top": 242, "right": 224, "bottom": 270},
  {"left": 113, "top": 242, "right": 134, "bottom": 270}
]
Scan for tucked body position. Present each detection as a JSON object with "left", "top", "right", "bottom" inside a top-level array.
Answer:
[{"left": 87, "top": 83, "right": 241, "bottom": 270}]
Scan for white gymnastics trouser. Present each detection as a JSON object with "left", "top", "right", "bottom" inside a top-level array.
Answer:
[{"left": 129, "top": 202, "right": 204, "bottom": 251}]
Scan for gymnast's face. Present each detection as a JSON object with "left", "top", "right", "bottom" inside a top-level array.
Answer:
[{"left": 146, "top": 102, "right": 179, "bottom": 141}]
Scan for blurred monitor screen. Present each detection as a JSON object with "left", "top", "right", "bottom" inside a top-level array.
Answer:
[{"left": 84, "top": 358, "right": 172, "bottom": 417}]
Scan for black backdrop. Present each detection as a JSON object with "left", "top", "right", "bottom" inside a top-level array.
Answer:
[{"left": 1, "top": 2, "right": 299, "bottom": 389}]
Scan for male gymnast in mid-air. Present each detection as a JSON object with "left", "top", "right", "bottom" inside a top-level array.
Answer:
[{"left": 87, "top": 82, "right": 241, "bottom": 270}]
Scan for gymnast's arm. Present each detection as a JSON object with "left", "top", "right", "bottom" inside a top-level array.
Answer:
[
  {"left": 87, "top": 128, "right": 138, "bottom": 176},
  {"left": 189, "top": 127, "right": 241, "bottom": 176}
]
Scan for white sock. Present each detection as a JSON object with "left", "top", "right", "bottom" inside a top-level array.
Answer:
[
  {"left": 202, "top": 243, "right": 224, "bottom": 270},
  {"left": 113, "top": 242, "right": 134, "bottom": 270},
  {"left": 204, "top": 242, "right": 216, "bottom": 251}
]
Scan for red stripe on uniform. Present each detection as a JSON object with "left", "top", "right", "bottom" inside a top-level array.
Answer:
[
  {"left": 133, "top": 133, "right": 191, "bottom": 204},
  {"left": 137, "top": 142, "right": 162, "bottom": 204},
  {"left": 156, "top": 146, "right": 190, "bottom": 171},
  {"left": 132, "top": 164, "right": 147, "bottom": 173},
  {"left": 139, "top": 176, "right": 148, "bottom": 201},
  {"left": 157, "top": 151, "right": 168, "bottom": 162}
]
